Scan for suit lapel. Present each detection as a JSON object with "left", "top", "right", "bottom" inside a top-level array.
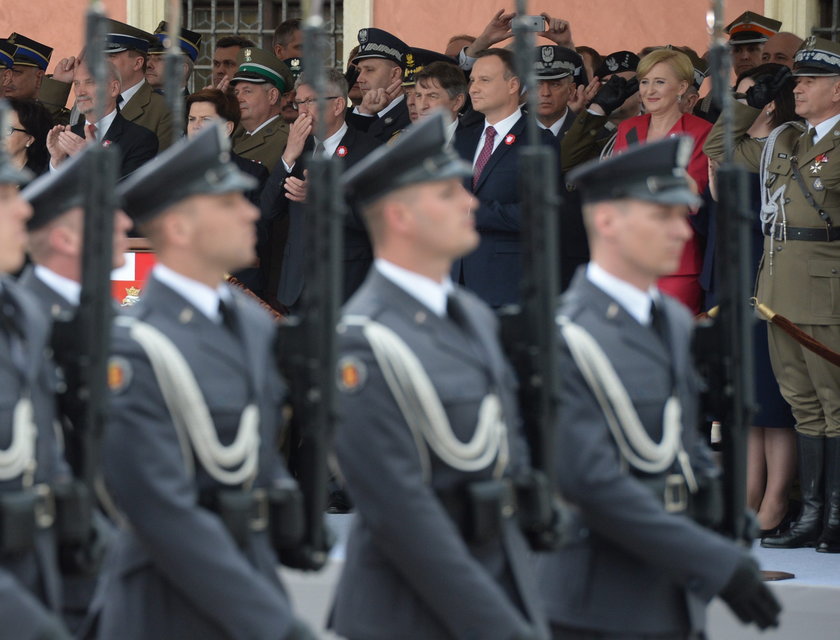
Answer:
[
  {"left": 119, "top": 81, "right": 150, "bottom": 123},
  {"left": 798, "top": 125, "right": 840, "bottom": 167},
  {"left": 473, "top": 113, "right": 525, "bottom": 192},
  {"left": 102, "top": 113, "right": 125, "bottom": 145}
]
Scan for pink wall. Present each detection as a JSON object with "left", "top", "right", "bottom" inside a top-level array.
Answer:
[
  {"left": 0, "top": 0, "right": 126, "bottom": 72},
  {"left": 372, "top": 0, "right": 764, "bottom": 58}
]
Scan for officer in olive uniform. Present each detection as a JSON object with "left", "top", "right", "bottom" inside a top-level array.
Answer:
[
  {"left": 540, "top": 136, "right": 781, "bottom": 638},
  {"left": 705, "top": 37, "right": 840, "bottom": 552},
  {"left": 0, "top": 113, "right": 71, "bottom": 640},
  {"left": 94, "top": 125, "right": 314, "bottom": 640},
  {"left": 330, "top": 112, "right": 549, "bottom": 640},
  {"left": 230, "top": 47, "right": 293, "bottom": 170}
]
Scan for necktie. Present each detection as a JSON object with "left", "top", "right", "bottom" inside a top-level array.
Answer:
[
  {"left": 804, "top": 127, "right": 816, "bottom": 152},
  {"left": 312, "top": 140, "right": 325, "bottom": 157},
  {"left": 218, "top": 298, "right": 238, "bottom": 335},
  {"left": 472, "top": 126, "right": 497, "bottom": 190},
  {"left": 88, "top": 123, "right": 98, "bottom": 141},
  {"left": 0, "top": 287, "right": 27, "bottom": 376},
  {"left": 117, "top": 94, "right": 124, "bottom": 105},
  {"left": 649, "top": 299, "right": 668, "bottom": 346},
  {"left": 446, "top": 294, "right": 469, "bottom": 332}
]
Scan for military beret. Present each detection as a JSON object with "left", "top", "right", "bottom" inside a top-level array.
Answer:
[
  {"left": 0, "top": 40, "right": 15, "bottom": 69},
  {"left": 21, "top": 147, "right": 99, "bottom": 230},
  {"left": 725, "top": 11, "right": 781, "bottom": 45},
  {"left": 103, "top": 19, "right": 156, "bottom": 54},
  {"left": 149, "top": 21, "right": 202, "bottom": 62},
  {"left": 353, "top": 28, "right": 410, "bottom": 69},
  {"left": 568, "top": 135, "right": 701, "bottom": 207},
  {"left": 793, "top": 36, "right": 840, "bottom": 77},
  {"left": 117, "top": 123, "right": 257, "bottom": 225},
  {"left": 595, "top": 51, "right": 639, "bottom": 78},
  {"left": 6, "top": 33, "right": 52, "bottom": 70},
  {"left": 0, "top": 100, "right": 33, "bottom": 185},
  {"left": 403, "top": 48, "right": 457, "bottom": 86},
  {"left": 231, "top": 47, "right": 293, "bottom": 92},
  {"left": 342, "top": 110, "right": 471, "bottom": 207},
  {"left": 534, "top": 45, "right": 585, "bottom": 85}
]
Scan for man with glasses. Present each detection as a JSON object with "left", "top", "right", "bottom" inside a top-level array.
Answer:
[{"left": 262, "top": 68, "right": 378, "bottom": 311}]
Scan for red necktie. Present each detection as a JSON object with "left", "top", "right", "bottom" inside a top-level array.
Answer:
[{"left": 472, "top": 125, "right": 497, "bottom": 190}]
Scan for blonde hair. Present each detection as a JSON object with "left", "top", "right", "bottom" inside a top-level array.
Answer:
[{"left": 637, "top": 49, "right": 693, "bottom": 85}]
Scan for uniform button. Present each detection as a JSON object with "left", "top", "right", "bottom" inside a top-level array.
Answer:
[
  {"left": 784, "top": 198, "right": 791, "bottom": 204},
  {"left": 415, "top": 311, "right": 427, "bottom": 324},
  {"left": 776, "top": 245, "right": 783, "bottom": 252},
  {"left": 832, "top": 268, "right": 838, "bottom": 274}
]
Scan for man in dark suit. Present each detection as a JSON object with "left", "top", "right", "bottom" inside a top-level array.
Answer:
[
  {"left": 452, "top": 48, "right": 557, "bottom": 308},
  {"left": 0, "top": 116, "right": 72, "bottom": 640},
  {"left": 261, "top": 68, "right": 378, "bottom": 308},
  {"left": 45, "top": 61, "right": 158, "bottom": 179},
  {"left": 331, "top": 111, "right": 548, "bottom": 640},
  {"left": 95, "top": 125, "right": 315, "bottom": 640},
  {"left": 345, "top": 28, "right": 412, "bottom": 144},
  {"left": 539, "top": 136, "right": 781, "bottom": 638}
]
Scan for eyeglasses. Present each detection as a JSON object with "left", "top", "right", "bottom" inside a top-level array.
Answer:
[
  {"left": 5, "top": 126, "right": 28, "bottom": 136},
  {"left": 292, "top": 96, "right": 341, "bottom": 108}
]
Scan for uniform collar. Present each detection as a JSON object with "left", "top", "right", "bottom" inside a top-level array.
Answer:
[
  {"left": 586, "top": 262, "right": 659, "bottom": 326},
  {"left": 34, "top": 264, "right": 80, "bottom": 305},
  {"left": 810, "top": 112, "right": 840, "bottom": 144},
  {"left": 151, "top": 263, "right": 227, "bottom": 323},
  {"left": 538, "top": 107, "right": 569, "bottom": 136},
  {"left": 374, "top": 258, "right": 453, "bottom": 318},
  {"left": 247, "top": 114, "right": 280, "bottom": 136},
  {"left": 120, "top": 78, "right": 145, "bottom": 106}
]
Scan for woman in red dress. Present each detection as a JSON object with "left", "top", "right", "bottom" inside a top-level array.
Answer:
[{"left": 613, "top": 48, "right": 712, "bottom": 313}]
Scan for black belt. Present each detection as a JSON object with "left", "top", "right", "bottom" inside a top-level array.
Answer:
[{"left": 763, "top": 223, "right": 840, "bottom": 242}]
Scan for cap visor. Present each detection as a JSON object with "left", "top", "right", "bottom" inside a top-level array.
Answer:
[
  {"left": 793, "top": 66, "right": 840, "bottom": 77},
  {"left": 626, "top": 185, "right": 702, "bottom": 208}
]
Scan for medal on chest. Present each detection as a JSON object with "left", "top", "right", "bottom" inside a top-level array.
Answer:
[{"left": 810, "top": 153, "right": 829, "bottom": 174}]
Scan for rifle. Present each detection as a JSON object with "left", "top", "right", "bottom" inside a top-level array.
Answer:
[
  {"left": 275, "top": 3, "right": 339, "bottom": 571},
  {"left": 693, "top": 0, "right": 756, "bottom": 542},
  {"left": 499, "top": 0, "right": 568, "bottom": 549},
  {"left": 50, "top": 0, "right": 118, "bottom": 567},
  {"left": 163, "top": 0, "right": 184, "bottom": 146}
]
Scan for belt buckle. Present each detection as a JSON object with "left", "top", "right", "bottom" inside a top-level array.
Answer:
[
  {"left": 32, "top": 484, "right": 55, "bottom": 529},
  {"left": 663, "top": 474, "right": 687, "bottom": 513},
  {"left": 249, "top": 488, "right": 269, "bottom": 532},
  {"left": 826, "top": 224, "right": 833, "bottom": 242}
]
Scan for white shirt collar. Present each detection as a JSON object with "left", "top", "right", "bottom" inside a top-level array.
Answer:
[
  {"left": 810, "top": 112, "right": 840, "bottom": 144},
  {"left": 34, "top": 265, "right": 80, "bottom": 306},
  {"left": 316, "top": 122, "right": 348, "bottom": 157},
  {"left": 445, "top": 118, "right": 458, "bottom": 145},
  {"left": 537, "top": 108, "right": 569, "bottom": 137},
  {"left": 473, "top": 108, "right": 522, "bottom": 165},
  {"left": 378, "top": 93, "right": 405, "bottom": 118},
  {"left": 152, "top": 264, "right": 228, "bottom": 323},
  {"left": 375, "top": 258, "right": 453, "bottom": 318},
  {"left": 85, "top": 108, "right": 118, "bottom": 142},
  {"left": 119, "top": 78, "right": 145, "bottom": 106},
  {"left": 586, "top": 262, "right": 659, "bottom": 326},
  {"left": 248, "top": 114, "right": 280, "bottom": 136}
]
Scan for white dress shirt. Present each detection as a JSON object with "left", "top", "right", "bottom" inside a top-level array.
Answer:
[
  {"left": 152, "top": 264, "right": 229, "bottom": 324},
  {"left": 586, "top": 262, "right": 660, "bottom": 326}
]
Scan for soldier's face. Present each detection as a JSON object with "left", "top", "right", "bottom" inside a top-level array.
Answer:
[
  {"left": 234, "top": 82, "right": 274, "bottom": 130},
  {"left": 762, "top": 34, "right": 801, "bottom": 68},
  {"left": 602, "top": 199, "right": 692, "bottom": 286},
  {"left": 4, "top": 66, "right": 43, "bottom": 99},
  {"left": 404, "top": 178, "right": 479, "bottom": 261},
  {"left": 185, "top": 192, "right": 258, "bottom": 272},
  {"left": 0, "top": 183, "right": 33, "bottom": 273},
  {"left": 793, "top": 76, "right": 840, "bottom": 125},
  {"left": 536, "top": 78, "right": 574, "bottom": 122},
  {"left": 107, "top": 51, "right": 145, "bottom": 84},
  {"left": 731, "top": 43, "right": 763, "bottom": 76},
  {"left": 356, "top": 58, "right": 399, "bottom": 93}
]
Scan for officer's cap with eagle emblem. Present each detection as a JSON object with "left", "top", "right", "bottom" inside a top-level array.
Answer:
[
  {"left": 117, "top": 123, "right": 256, "bottom": 225},
  {"left": 342, "top": 110, "right": 471, "bottom": 207},
  {"left": 230, "top": 47, "right": 293, "bottom": 92},
  {"left": 595, "top": 50, "right": 639, "bottom": 79},
  {"left": 534, "top": 45, "right": 586, "bottom": 84},
  {"left": 793, "top": 36, "right": 840, "bottom": 77},
  {"left": 352, "top": 28, "right": 410, "bottom": 70},
  {"left": 569, "top": 136, "right": 701, "bottom": 207}
]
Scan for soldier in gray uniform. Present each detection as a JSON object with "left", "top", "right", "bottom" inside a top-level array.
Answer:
[
  {"left": 19, "top": 147, "right": 132, "bottom": 318},
  {"left": 0, "top": 114, "right": 71, "bottom": 640},
  {"left": 94, "top": 124, "right": 315, "bottom": 640},
  {"left": 330, "top": 112, "right": 548, "bottom": 640},
  {"left": 539, "top": 136, "right": 781, "bottom": 639}
]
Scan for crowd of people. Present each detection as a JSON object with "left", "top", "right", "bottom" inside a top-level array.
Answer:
[{"left": 0, "top": 5, "right": 836, "bottom": 638}]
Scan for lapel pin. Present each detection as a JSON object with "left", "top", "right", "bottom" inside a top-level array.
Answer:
[
  {"left": 336, "top": 145, "right": 348, "bottom": 157},
  {"left": 504, "top": 133, "right": 516, "bottom": 145}
]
